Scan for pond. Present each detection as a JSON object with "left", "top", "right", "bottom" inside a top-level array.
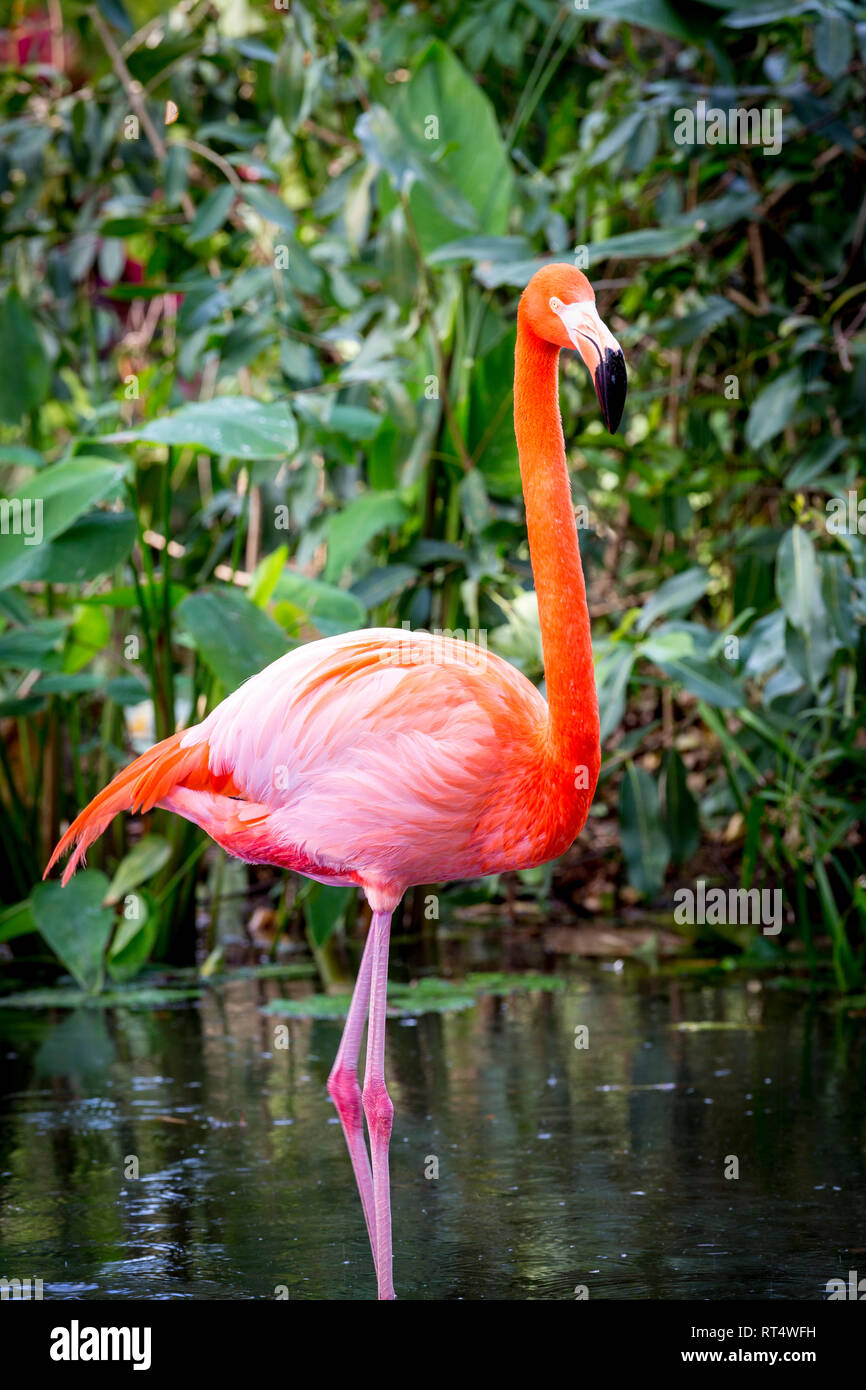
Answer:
[{"left": 1, "top": 932, "right": 864, "bottom": 1301}]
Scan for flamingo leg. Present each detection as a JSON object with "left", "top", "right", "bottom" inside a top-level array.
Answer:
[
  {"left": 327, "top": 926, "right": 378, "bottom": 1272},
  {"left": 362, "top": 907, "right": 396, "bottom": 1300}
]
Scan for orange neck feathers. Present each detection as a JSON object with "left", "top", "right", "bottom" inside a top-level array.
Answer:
[{"left": 513, "top": 310, "right": 601, "bottom": 793}]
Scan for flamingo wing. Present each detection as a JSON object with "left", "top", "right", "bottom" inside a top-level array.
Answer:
[{"left": 46, "top": 628, "right": 553, "bottom": 903}]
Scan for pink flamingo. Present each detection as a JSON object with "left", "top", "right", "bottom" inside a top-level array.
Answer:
[{"left": 45, "top": 264, "right": 626, "bottom": 1300}]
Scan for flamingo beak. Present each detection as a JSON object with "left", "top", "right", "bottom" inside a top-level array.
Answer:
[{"left": 550, "top": 297, "right": 628, "bottom": 434}]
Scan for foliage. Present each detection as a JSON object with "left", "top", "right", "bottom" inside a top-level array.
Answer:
[{"left": 0, "top": 0, "right": 865, "bottom": 992}]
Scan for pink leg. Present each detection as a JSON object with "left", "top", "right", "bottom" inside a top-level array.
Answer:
[
  {"left": 362, "top": 908, "right": 395, "bottom": 1300},
  {"left": 327, "top": 927, "right": 377, "bottom": 1270}
]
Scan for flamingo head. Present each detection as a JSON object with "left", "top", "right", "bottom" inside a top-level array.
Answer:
[{"left": 520, "top": 263, "right": 627, "bottom": 434}]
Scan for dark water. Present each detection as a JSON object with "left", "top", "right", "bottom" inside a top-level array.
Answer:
[{"left": 1, "top": 957, "right": 865, "bottom": 1300}]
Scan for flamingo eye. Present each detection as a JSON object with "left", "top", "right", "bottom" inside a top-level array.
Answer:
[{"left": 549, "top": 296, "right": 563, "bottom": 312}]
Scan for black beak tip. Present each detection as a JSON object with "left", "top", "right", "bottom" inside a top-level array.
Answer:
[{"left": 594, "top": 349, "right": 628, "bottom": 435}]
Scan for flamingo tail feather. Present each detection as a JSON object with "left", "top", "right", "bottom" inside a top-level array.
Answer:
[{"left": 43, "top": 731, "right": 211, "bottom": 886}]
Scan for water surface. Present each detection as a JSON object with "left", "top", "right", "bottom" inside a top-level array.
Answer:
[{"left": 1, "top": 955, "right": 864, "bottom": 1300}]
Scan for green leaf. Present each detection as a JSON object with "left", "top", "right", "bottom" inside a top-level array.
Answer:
[
  {"left": 0, "top": 985, "right": 203, "bottom": 1009},
  {"left": 820, "top": 553, "right": 855, "bottom": 648},
  {"left": 590, "top": 226, "right": 699, "bottom": 263},
  {"left": 0, "top": 456, "right": 127, "bottom": 588},
  {"left": 722, "top": 2, "right": 812, "bottom": 26},
  {"left": 775, "top": 527, "right": 822, "bottom": 631},
  {"left": 187, "top": 184, "right": 235, "bottom": 242},
  {"left": 106, "top": 896, "right": 159, "bottom": 983},
  {"left": 619, "top": 763, "right": 670, "bottom": 897},
  {"left": 814, "top": 12, "right": 852, "bottom": 79},
  {"left": 377, "top": 41, "right": 513, "bottom": 253},
  {"left": 641, "top": 623, "right": 744, "bottom": 707},
  {"left": 356, "top": 104, "right": 478, "bottom": 237},
  {"left": 595, "top": 642, "right": 635, "bottom": 743},
  {"left": 587, "top": 111, "right": 645, "bottom": 169},
  {"left": 295, "top": 400, "right": 382, "bottom": 441},
  {"left": 427, "top": 235, "right": 532, "bottom": 266},
  {"left": 636, "top": 567, "right": 710, "bottom": 632},
  {"left": 323, "top": 491, "right": 408, "bottom": 583},
  {"left": 0, "top": 289, "right": 51, "bottom": 423},
  {"left": 303, "top": 883, "right": 354, "bottom": 948},
  {"left": 107, "top": 397, "right": 298, "bottom": 459},
  {"left": 746, "top": 369, "right": 802, "bottom": 450},
  {"left": 351, "top": 564, "right": 416, "bottom": 609},
  {"left": 272, "top": 570, "right": 366, "bottom": 637},
  {"left": 105, "top": 835, "right": 172, "bottom": 905},
  {"left": 30, "top": 872, "right": 114, "bottom": 994},
  {"left": 0, "top": 618, "right": 66, "bottom": 669},
  {"left": 240, "top": 184, "right": 296, "bottom": 231},
  {"left": 178, "top": 587, "right": 289, "bottom": 690},
  {"left": 0, "top": 899, "right": 38, "bottom": 944},
  {"left": 19, "top": 511, "right": 136, "bottom": 585},
  {"left": 660, "top": 749, "right": 700, "bottom": 864},
  {"left": 784, "top": 616, "right": 836, "bottom": 690},
  {"left": 588, "top": 0, "right": 691, "bottom": 40},
  {"left": 476, "top": 227, "right": 697, "bottom": 288},
  {"left": 271, "top": 35, "right": 318, "bottom": 132},
  {"left": 459, "top": 469, "right": 492, "bottom": 534},
  {"left": 248, "top": 545, "right": 288, "bottom": 609}
]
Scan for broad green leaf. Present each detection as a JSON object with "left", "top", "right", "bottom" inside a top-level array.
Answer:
[
  {"left": 241, "top": 184, "right": 296, "bottom": 231},
  {"left": 820, "top": 553, "right": 855, "bottom": 648},
  {"left": 106, "top": 896, "right": 159, "bottom": 983},
  {"left": 105, "top": 835, "right": 172, "bottom": 905},
  {"left": 784, "top": 616, "right": 836, "bottom": 690},
  {"left": 63, "top": 603, "right": 111, "bottom": 675},
  {"left": 30, "top": 871, "right": 115, "bottom": 994},
  {"left": 324, "top": 491, "right": 408, "bottom": 583},
  {"left": 303, "top": 883, "right": 354, "bottom": 948},
  {"left": 0, "top": 289, "right": 51, "bottom": 423},
  {"left": 775, "top": 527, "right": 822, "bottom": 631},
  {"left": 594, "top": 641, "right": 635, "bottom": 742},
  {"left": 187, "top": 184, "right": 235, "bottom": 242},
  {"left": 0, "top": 899, "right": 37, "bottom": 944},
  {"left": 271, "top": 31, "right": 319, "bottom": 132},
  {"left": 19, "top": 511, "right": 136, "bottom": 585},
  {"left": 660, "top": 749, "right": 700, "bottom": 863},
  {"left": 293, "top": 399, "right": 382, "bottom": 441},
  {"left": 248, "top": 545, "right": 288, "bottom": 609},
  {"left": 178, "top": 587, "right": 289, "bottom": 690},
  {"left": 351, "top": 564, "right": 416, "bottom": 609},
  {"left": 356, "top": 104, "right": 478, "bottom": 235},
  {"left": 0, "top": 985, "right": 203, "bottom": 1009},
  {"left": 107, "top": 397, "right": 298, "bottom": 459},
  {"left": 459, "top": 469, "right": 492, "bottom": 534},
  {"left": 476, "top": 227, "right": 697, "bottom": 288},
  {"left": 636, "top": 567, "right": 711, "bottom": 632},
  {"left": 589, "top": 0, "right": 691, "bottom": 40},
  {"left": 619, "top": 763, "right": 670, "bottom": 896},
  {"left": 272, "top": 570, "right": 366, "bottom": 636},
  {"left": 723, "top": 2, "right": 812, "bottom": 26},
  {"left": 427, "top": 235, "right": 532, "bottom": 266},
  {"left": 746, "top": 369, "right": 802, "bottom": 450},
  {"left": 0, "top": 456, "right": 127, "bottom": 588},
  {"left": 641, "top": 624, "right": 744, "bottom": 706},
  {"left": 587, "top": 111, "right": 645, "bottom": 169},
  {"left": 378, "top": 41, "right": 512, "bottom": 252},
  {"left": 0, "top": 618, "right": 66, "bottom": 669},
  {"left": 814, "top": 12, "right": 852, "bottom": 79},
  {"left": 589, "top": 226, "right": 700, "bottom": 263}
]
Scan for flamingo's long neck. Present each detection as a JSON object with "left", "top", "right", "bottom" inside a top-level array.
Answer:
[{"left": 514, "top": 316, "right": 600, "bottom": 787}]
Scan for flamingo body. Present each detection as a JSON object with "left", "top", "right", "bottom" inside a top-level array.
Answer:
[
  {"left": 46, "top": 627, "right": 595, "bottom": 907},
  {"left": 45, "top": 263, "right": 627, "bottom": 1300}
]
